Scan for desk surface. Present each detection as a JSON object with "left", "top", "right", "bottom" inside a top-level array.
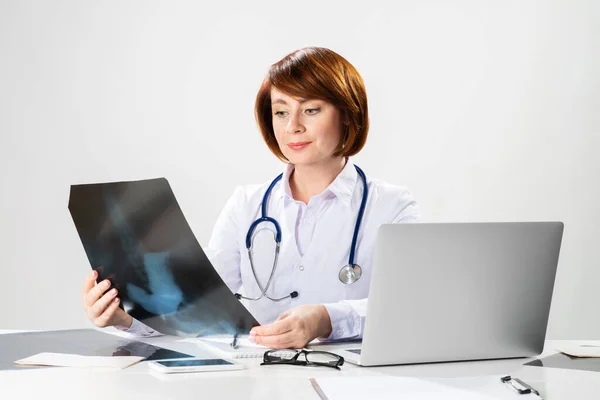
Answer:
[{"left": 1, "top": 329, "right": 598, "bottom": 399}]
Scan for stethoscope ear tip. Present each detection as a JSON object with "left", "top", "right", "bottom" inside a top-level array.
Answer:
[{"left": 290, "top": 291, "right": 299, "bottom": 298}]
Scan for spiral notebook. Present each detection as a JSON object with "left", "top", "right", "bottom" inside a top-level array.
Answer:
[{"left": 182, "top": 337, "right": 269, "bottom": 359}]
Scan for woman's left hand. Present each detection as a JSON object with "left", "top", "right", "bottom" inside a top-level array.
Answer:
[{"left": 249, "top": 304, "right": 332, "bottom": 349}]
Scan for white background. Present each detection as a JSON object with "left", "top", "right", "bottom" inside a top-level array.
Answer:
[{"left": 0, "top": 0, "right": 598, "bottom": 339}]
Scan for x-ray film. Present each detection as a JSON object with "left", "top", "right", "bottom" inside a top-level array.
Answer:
[{"left": 68, "top": 178, "right": 259, "bottom": 337}]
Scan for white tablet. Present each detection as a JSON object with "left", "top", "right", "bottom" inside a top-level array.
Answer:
[{"left": 148, "top": 358, "right": 245, "bottom": 373}]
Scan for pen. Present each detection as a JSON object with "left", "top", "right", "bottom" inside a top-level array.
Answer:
[
  {"left": 500, "top": 375, "right": 542, "bottom": 398},
  {"left": 230, "top": 332, "right": 239, "bottom": 349}
]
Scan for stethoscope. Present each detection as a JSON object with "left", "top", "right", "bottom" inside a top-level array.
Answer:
[{"left": 234, "top": 164, "right": 368, "bottom": 302}]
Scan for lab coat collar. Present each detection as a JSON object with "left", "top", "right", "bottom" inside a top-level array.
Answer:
[{"left": 276, "top": 158, "right": 358, "bottom": 207}]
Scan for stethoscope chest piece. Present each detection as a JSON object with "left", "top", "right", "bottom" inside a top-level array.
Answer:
[{"left": 339, "top": 264, "right": 362, "bottom": 285}]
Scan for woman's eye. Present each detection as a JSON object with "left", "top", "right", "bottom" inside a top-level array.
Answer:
[
  {"left": 305, "top": 108, "right": 320, "bottom": 115},
  {"left": 274, "top": 111, "right": 287, "bottom": 117}
]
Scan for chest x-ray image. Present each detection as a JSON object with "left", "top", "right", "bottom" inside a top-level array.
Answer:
[{"left": 68, "top": 178, "right": 259, "bottom": 337}]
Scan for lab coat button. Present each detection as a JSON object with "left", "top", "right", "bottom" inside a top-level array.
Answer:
[{"left": 299, "top": 265, "right": 305, "bottom": 271}]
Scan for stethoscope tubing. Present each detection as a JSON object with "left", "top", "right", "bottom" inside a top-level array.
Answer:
[{"left": 235, "top": 164, "right": 367, "bottom": 302}]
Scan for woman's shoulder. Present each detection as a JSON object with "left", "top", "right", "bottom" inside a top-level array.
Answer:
[
  {"left": 368, "top": 176, "right": 414, "bottom": 201},
  {"left": 367, "top": 176, "right": 421, "bottom": 223}
]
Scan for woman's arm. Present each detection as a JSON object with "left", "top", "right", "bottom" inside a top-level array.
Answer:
[
  {"left": 321, "top": 185, "right": 422, "bottom": 341},
  {"left": 203, "top": 186, "right": 244, "bottom": 293}
]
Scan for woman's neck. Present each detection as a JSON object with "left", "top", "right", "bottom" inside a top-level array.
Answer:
[{"left": 289, "top": 157, "right": 346, "bottom": 204}]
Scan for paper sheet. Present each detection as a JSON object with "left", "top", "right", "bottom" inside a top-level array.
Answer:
[
  {"left": 310, "top": 377, "right": 500, "bottom": 400},
  {"left": 556, "top": 345, "right": 600, "bottom": 358},
  {"left": 14, "top": 352, "right": 144, "bottom": 369}
]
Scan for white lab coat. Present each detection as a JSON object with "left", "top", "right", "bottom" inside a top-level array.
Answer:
[{"left": 122, "top": 160, "right": 420, "bottom": 339}]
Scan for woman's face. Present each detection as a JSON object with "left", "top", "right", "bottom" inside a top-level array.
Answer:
[{"left": 270, "top": 87, "right": 345, "bottom": 166}]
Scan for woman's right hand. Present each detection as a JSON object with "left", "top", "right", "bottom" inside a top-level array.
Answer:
[{"left": 82, "top": 269, "right": 133, "bottom": 329}]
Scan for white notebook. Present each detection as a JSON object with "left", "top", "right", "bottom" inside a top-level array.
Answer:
[
  {"left": 556, "top": 344, "right": 600, "bottom": 358},
  {"left": 181, "top": 336, "right": 269, "bottom": 359}
]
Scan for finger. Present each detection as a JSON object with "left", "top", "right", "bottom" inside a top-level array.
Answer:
[
  {"left": 250, "top": 312, "right": 291, "bottom": 335},
  {"left": 95, "top": 297, "right": 120, "bottom": 327},
  {"left": 253, "top": 331, "right": 297, "bottom": 349},
  {"left": 275, "top": 311, "right": 291, "bottom": 322},
  {"left": 84, "top": 279, "right": 111, "bottom": 308},
  {"left": 250, "top": 317, "right": 293, "bottom": 337},
  {"left": 89, "top": 288, "right": 119, "bottom": 319},
  {"left": 81, "top": 269, "right": 97, "bottom": 298}
]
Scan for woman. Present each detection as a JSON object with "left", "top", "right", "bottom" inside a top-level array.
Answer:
[{"left": 82, "top": 47, "right": 420, "bottom": 349}]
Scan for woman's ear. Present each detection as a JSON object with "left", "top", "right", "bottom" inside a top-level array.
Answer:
[{"left": 341, "top": 109, "right": 351, "bottom": 126}]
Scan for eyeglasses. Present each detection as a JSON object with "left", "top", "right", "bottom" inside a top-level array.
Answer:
[{"left": 261, "top": 349, "right": 345, "bottom": 370}]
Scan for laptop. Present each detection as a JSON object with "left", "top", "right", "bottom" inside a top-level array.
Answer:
[{"left": 336, "top": 222, "right": 563, "bottom": 366}]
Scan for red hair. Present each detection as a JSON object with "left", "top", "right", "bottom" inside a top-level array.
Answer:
[{"left": 255, "top": 47, "right": 369, "bottom": 162}]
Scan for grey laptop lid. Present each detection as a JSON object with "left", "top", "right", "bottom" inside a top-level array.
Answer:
[{"left": 360, "top": 222, "right": 563, "bottom": 367}]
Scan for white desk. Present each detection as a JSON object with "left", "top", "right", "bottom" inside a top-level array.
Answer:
[{"left": 1, "top": 329, "right": 598, "bottom": 399}]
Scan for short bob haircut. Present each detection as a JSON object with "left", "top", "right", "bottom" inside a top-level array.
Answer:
[{"left": 255, "top": 47, "right": 369, "bottom": 162}]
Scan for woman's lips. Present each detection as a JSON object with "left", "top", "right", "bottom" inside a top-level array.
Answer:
[{"left": 288, "top": 142, "right": 311, "bottom": 151}]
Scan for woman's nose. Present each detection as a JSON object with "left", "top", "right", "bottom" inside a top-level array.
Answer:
[{"left": 286, "top": 112, "right": 305, "bottom": 134}]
